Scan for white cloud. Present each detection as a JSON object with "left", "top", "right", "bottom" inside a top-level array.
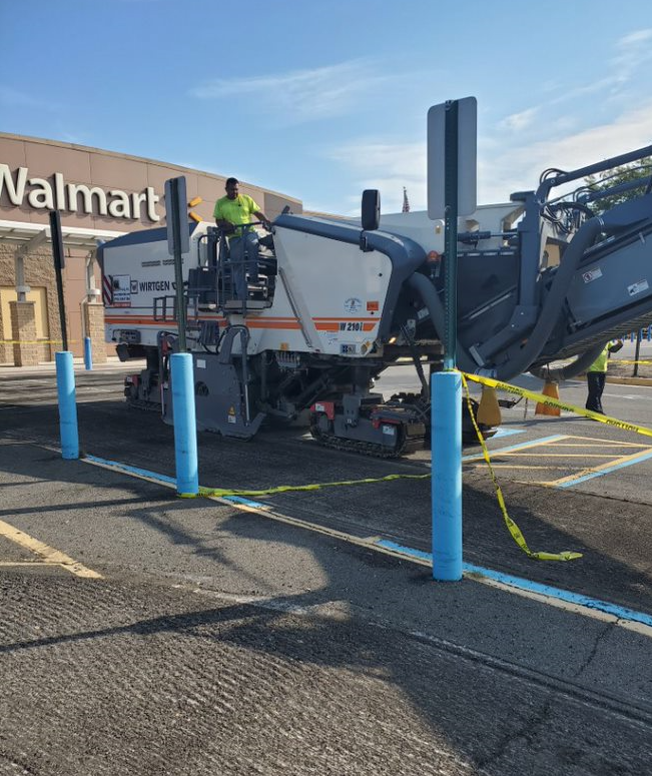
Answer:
[
  {"left": 495, "top": 27, "right": 652, "bottom": 134},
  {"left": 327, "top": 140, "right": 427, "bottom": 213},
  {"left": 327, "top": 101, "right": 652, "bottom": 213},
  {"left": 612, "top": 27, "right": 652, "bottom": 75},
  {"left": 499, "top": 107, "right": 538, "bottom": 132},
  {"left": 189, "top": 59, "right": 395, "bottom": 124},
  {"left": 480, "top": 101, "right": 652, "bottom": 202}
]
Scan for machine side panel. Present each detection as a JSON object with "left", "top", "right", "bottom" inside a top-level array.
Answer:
[
  {"left": 565, "top": 230, "right": 652, "bottom": 328},
  {"left": 102, "top": 225, "right": 204, "bottom": 348},
  {"left": 255, "top": 226, "right": 392, "bottom": 357}
]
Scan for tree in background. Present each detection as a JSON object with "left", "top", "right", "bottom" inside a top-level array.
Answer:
[{"left": 583, "top": 156, "right": 652, "bottom": 215}]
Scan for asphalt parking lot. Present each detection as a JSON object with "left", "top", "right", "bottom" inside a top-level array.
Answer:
[
  {"left": 1, "top": 359, "right": 651, "bottom": 774},
  {"left": 1, "top": 361, "right": 651, "bottom": 615}
]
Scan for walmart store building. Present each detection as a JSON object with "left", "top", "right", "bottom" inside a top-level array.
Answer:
[{"left": 0, "top": 133, "right": 301, "bottom": 366}]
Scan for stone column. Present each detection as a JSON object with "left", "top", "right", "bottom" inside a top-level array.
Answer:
[
  {"left": 0, "top": 301, "right": 9, "bottom": 364},
  {"left": 10, "top": 301, "right": 39, "bottom": 367},
  {"left": 83, "top": 302, "right": 107, "bottom": 364}
]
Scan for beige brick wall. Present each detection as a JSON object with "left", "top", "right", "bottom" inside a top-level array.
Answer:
[
  {"left": 0, "top": 295, "right": 7, "bottom": 363},
  {"left": 83, "top": 302, "right": 107, "bottom": 364}
]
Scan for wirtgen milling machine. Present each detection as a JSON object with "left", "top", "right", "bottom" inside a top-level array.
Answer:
[{"left": 100, "top": 146, "right": 652, "bottom": 457}]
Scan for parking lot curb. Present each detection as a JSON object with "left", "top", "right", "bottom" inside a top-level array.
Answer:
[{"left": 606, "top": 376, "right": 652, "bottom": 387}]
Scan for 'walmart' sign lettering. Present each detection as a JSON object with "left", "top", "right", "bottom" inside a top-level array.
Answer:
[{"left": 0, "top": 164, "right": 161, "bottom": 221}]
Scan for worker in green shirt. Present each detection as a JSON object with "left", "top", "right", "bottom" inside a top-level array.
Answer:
[
  {"left": 213, "top": 177, "right": 272, "bottom": 299},
  {"left": 586, "top": 339, "right": 623, "bottom": 414}
]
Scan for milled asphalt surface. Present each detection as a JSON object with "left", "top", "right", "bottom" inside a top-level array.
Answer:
[{"left": 1, "top": 360, "right": 651, "bottom": 774}]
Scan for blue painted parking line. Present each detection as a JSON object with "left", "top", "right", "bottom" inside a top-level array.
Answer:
[
  {"left": 84, "top": 454, "right": 176, "bottom": 485},
  {"left": 223, "top": 495, "right": 268, "bottom": 508},
  {"left": 492, "top": 427, "right": 526, "bottom": 439},
  {"left": 375, "top": 539, "right": 652, "bottom": 629},
  {"left": 80, "top": 451, "right": 651, "bottom": 630},
  {"left": 462, "top": 434, "right": 566, "bottom": 462},
  {"left": 554, "top": 448, "right": 652, "bottom": 488}
]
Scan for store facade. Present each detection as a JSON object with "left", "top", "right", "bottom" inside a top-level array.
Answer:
[{"left": 0, "top": 133, "right": 302, "bottom": 365}]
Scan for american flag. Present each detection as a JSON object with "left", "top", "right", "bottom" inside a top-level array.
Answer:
[{"left": 402, "top": 187, "right": 410, "bottom": 213}]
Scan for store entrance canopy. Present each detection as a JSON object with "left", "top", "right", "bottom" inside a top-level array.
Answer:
[{"left": 0, "top": 218, "right": 126, "bottom": 254}]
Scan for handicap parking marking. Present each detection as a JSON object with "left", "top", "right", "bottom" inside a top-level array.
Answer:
[
  {"left": 540, "top": 446, "right": 652, "bottom": 488},
  {"left": 463, "top": 434, "right": 569, "bottom": 463},
  {"left": 0, "top": 517, "right": 102, "bottom": 578},
  {"left": 464, "top": 432, "right": 652, "bottom": 486}
]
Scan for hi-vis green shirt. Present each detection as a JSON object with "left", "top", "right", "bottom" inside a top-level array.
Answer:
[
  {"left": 588, "top": 346, "right": 610, "bottom": 373},
  {"left": 588, "top": 341, "right": 625, "bottom": 373},
  {"left": 213, "top": 194, "right": 261, "bottom": 233}
]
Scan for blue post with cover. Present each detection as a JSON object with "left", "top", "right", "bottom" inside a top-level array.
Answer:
[
  {"left": 426, "top": 97, "right": 476, "bottom": 582},
  {"left": 432, "top": 370, "right": 463, "bottom": 580},
  {"left": 84, "top": 336, "right": 93, "bottom": 371},
  {"left": 434, "top": 99, "right": 463, "bottom": 580},
  {"left": 55, "top": 351, "right": 79, "bottom": 460},
  {"left": 171, "top": 352, "right": 199, "bottom": 496}
]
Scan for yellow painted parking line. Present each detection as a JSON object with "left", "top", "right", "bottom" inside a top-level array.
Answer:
[
  {"left": 0, "top": 517, "right": 102, "bottom": 578},
  {"left": 537, "top": 447, "right": 652, "bottom": 488},
  {"left": 494, "top": 453, "right": 621, "bottom": 458},
  {"left": 468, "top": 464, "right": 574, "bottom": 470},
  {"left": 545, "top": 442, "right": 649, "bottom": 449},
  {"left": 557, "top": 434, "right": 648, "bottom": 448},
  {"left": 463, "top": 434, "right": 569, "bottom": 463}
]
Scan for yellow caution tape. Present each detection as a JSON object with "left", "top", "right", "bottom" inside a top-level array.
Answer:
[
  {"left": 463, "top": 372, "right": 652, "bottom": 439},
  {"left": 460, "top": 373, "right": 582, "bottom": 562},
  {"left": 616, "top": 359, "right": 652, "bottom": 366},
  {"left": 0, "top": 339, "right": 79, "bottom": 345},
  {"left": 198, "top": 471, "right": 429, "bottom": 499}
]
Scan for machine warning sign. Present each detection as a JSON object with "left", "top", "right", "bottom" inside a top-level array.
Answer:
[
  {"left": 628, "top": 279, "right": 649, "bottom": 297},
  {"left": 582, "top": 268, "right": 602, "bottom": 283},
  {"left": 112, "top": 275, "right": 132, "bottom": 307},
  {"left": 344, "top": 297, "right": 362, "bottom": 313}
]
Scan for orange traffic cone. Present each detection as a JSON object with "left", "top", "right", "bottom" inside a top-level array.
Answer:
[
  {"left": 476, "top": 386, "right": 502, "bottom": 427},
  {"left": 535, "top": 380, "right": 561, "bottom": 416}
]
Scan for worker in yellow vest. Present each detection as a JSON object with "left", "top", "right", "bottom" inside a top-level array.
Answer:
[{"left": 586, "top": 340, "right": 623, "bottom": 414}]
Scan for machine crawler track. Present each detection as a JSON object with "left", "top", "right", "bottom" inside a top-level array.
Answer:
[{"left": 309, "top": 422, "right": 425, "bottom": 459}]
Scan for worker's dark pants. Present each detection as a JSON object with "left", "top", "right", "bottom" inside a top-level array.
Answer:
[
  {"left": 229, "top": 233, "right": 261, "bottom": 298},
  {"left": 586, "top": 371, "right": 606, "bottom": 414}
]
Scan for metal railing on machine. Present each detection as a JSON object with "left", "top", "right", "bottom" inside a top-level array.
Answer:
[{"left": 620, "top": 326, "right": 652, "bottom": 376}]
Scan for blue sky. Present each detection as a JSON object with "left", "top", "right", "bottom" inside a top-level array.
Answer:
[{"left": 1, "top": 0, "right": 651, "bottom": 215}]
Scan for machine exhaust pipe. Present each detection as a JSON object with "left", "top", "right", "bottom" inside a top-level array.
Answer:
[
  {"left": 408, "top": 216, "right": 603, "bottom": 382},
  {"left": 529, "top": 342, "right": 606, "bottom": 382},
  {"left": 406, "top": 272, "right": 479, "bottom": 374}
]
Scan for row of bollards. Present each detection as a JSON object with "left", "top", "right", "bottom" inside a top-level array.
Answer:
[
  {"left": 55, "top": 350, "right": 199, "bottom": 496},
  {"left": 55, "top": 352, "right": 459, "bottom": 580}
]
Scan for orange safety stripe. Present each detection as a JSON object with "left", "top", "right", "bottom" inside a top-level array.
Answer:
[{"left": 105, "top": 314, "right": 378, "bottom": 331}]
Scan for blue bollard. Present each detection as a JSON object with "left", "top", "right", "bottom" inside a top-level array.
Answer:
[
  {"left": 431, "top": 370, "right": 463, "bottom": 581},
  {"left": 55, "top": 351, "right": 79, "bottom": 460},
  {"left": 84, "top": 336, "right": 93, "bottom": 371},
  {"left": 171, "top": 352, "right": 199, "bottom": 496}
]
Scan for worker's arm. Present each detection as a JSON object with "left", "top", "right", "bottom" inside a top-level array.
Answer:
[
  {"left": 215, "top": 218, "right": 235, "bottom": 232},
  {"left": 608, "top": 339, "right": 624, "bottom": 353},
  {"left": 254, "top": 210, "right": 272, "bottom": 229}
]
